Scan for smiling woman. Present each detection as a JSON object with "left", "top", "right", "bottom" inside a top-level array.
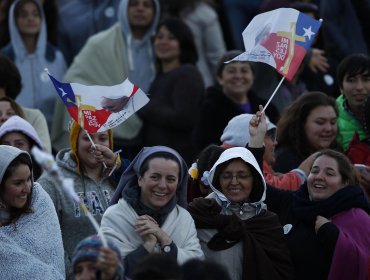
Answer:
[
  {"left": 0, "top": 147, "right": 33, "bottom": 223},
  {"left": 192, "top": 50, "right": 279, "bottom": 154},
  {"left": 138, "top": 17, "right": 204, "bottom": 165},
  {"left": 37, "top": 121, "right": 119, "bottom": 278},
  {"left": 138, "top": 156, "right": 179, "bottom": 210},
  {"left": 273, "top": 91, "right": 340, "bottom": 173},
  {"left": 0, "top": 145, "right": 64, "bottom": 279},
  {"left": 187, "top": 147, "right": 295, "bottom": 280},
  {"left": 265, "top": 149, "right": 370, "bottom": 280},
  {"left": 101, "top": 145, "right": 204, "bottom": 278}
]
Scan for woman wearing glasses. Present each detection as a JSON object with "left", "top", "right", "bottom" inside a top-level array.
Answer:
[{"left": 187, "top": 147, "right": 294, "bottom": 280}]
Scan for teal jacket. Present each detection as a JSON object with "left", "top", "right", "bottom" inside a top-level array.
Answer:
[{"left": 336, "top": 95, "right": 366, "bottom": 151}]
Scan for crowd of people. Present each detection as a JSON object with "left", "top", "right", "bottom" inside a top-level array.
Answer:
[{"left": 0, "top": 0, "right": 370, "bottom": 279}]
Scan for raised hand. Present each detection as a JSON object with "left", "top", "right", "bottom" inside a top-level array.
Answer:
[{"left": 249, "top": 105, "right": 268, "bottom": 148}]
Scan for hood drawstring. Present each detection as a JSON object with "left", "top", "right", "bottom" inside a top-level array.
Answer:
[{"left": 127, "top": 33, "right": 134, "bottom": 72}]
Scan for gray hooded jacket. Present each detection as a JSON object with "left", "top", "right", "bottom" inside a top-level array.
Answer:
[
  {"left": 118, "top": 0, "right": 160, "bottom": 93},
  {"left": 52, "top": 0, "right": 160, "bottom": 151},
  {"left": 1, "top": 0, "right": 67, "bottom": 129}
]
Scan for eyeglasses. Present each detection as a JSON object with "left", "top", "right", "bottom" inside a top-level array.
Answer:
[{"left": 219, "top": 172, "right": 252, "bottom": 182}]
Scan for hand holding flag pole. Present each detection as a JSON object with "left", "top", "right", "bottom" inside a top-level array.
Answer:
[
  {"left": 46, "top": 68, "right": 149, "bottom": 171},
  {"left": 84, "top": 131, "right": 108, "bottom": 169},
  {"left": 45, "top": 70, "right": 150, "bottom": 247},
  {"left": 31, "top": 146, "right": 108, "bottom": 247},
  {"left": 227, "top": 8, "right": 322, "bottom": 112}
]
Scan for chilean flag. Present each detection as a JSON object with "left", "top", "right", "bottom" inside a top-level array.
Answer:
[
  {"left": 229, "top": 8, "right": 321, "bottom": 81},
  {"left": 48, "top": 73, "right": 149, "bottom": 133}
]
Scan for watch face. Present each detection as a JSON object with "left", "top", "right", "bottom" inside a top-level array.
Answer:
[{"left": 163, "top": 245, "right": 171, "bottom": 253}]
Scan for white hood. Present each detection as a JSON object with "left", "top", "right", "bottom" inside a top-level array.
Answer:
[{"left": 205, "top": 147, "right": 266, "bottom": 208}]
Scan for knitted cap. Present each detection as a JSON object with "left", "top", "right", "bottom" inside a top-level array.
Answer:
[
  {"left": 69, "top": 121, "right": 114, "bottom": 174},
  {"left": 72, "top": 235, "right": 124, "bottom": 277},
  {"left": 220, "top": 113, "right": 276, "bottom": 147}
]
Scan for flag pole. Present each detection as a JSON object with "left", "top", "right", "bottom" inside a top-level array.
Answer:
[
  {"left": 262, "top": 76, "right": 285, "bottom": 113},
  {"left": 85, "top": 130, "right": 108, "bottom": 169},
  {"left": 31, "top": 147, "right": 108, "bottom": 247}
]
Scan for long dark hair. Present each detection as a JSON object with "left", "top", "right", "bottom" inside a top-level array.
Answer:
[
  {"left": 154, "top": 17, "right": 198, "bottom": 71},
  {"left": 277, "top": 91, "right": 341, "bottom": 159},
  {"left": 0, "top": 153, "right": 33, "bottom": 225},
  {"left": 0, "top": 54, "right": 22, "bottom": 99}
]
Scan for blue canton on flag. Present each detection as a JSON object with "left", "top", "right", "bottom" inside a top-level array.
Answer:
[
  {"left": 295, "top": 12, "right": 321, "bottom": 50},
  {"left": 48, "top": 74, "right": 76, "bottom": 107}
]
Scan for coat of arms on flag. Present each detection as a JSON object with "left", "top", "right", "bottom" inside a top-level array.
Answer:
[
  {"left": 47, "top": 73, "right": 149, "bottom": 134},
  {"left": 229, "top": 8, "right": 322, "bottom": 81}
]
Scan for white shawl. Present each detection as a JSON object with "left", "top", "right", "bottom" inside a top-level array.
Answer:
[{"left": 100, "top": 198, "right": 204, "bottom": 263}]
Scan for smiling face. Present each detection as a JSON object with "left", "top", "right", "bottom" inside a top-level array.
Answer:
[
  {"left": 138, "top": 157, "right": 179, "bottom": 210},
  {"left": 217, "top": 62, "right": 254, "bottom": 101},
  {"left": 341, "top": 72, "right": 370, "bottom": 114},
  {"left": 307, "top": 155, "right": 347, "bottom": 201},
  {"left": 15, "top": 1, "right": 41, "bottom": 37},
  {"left": 154, "top": 25, "right": 181, "bottom": 66},
  {"left": 219, "top": 158, "right": 253, "bottom": 203},
  {"left": 1, "top": 164, "right": 32, "bottom": 208},
  {"left": 77, "top": 130, "right": 110, "bottom": 169},
  {"left": 304, "top": 105, "right": 337, "bottom": 150}
]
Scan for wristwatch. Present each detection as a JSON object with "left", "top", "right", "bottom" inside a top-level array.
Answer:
[{"left": 162, "top": 244, "right": 172, "bottom": 253}]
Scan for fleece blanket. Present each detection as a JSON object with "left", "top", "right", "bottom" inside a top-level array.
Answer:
[{"left": 0, "top": 183, "right": 65, "bottom": 279}]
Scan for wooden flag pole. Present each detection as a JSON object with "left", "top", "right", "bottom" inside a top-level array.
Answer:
[
  {"left": 85, "top": 130, "right": 108, "bottom": 169},
  {"left": 262, "top": 76, "right": 285, "bottom": 113}
]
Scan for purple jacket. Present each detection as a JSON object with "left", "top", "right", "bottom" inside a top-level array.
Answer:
[{"left": 329, "top": 208, "right": 370, "bottom": 280}]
